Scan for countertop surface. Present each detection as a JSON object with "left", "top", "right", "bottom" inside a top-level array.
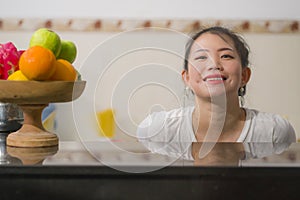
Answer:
[
  {"left": 1, "top": 136, "right": 300, "bottom": 168},
  {"left": 1, "top": 134, "right": 300, "bottom": 200}
]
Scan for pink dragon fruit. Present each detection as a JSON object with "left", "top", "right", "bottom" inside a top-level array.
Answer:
[{"left": 0, "top": 42, "right": 24, "bottom": 80}]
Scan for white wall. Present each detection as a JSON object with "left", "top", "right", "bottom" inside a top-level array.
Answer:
[{"left": 1, "top": 0, "right": 300, "bottom": 20}]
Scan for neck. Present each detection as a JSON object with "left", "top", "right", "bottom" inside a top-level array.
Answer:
[{"left": 193, "top": 94, "right": 245, "bottom": 141}]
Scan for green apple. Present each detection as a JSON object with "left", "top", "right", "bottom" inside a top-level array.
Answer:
[
  {"left": 57, "top": 40, "right": 77, "bottom": 63},
  {"left": 29, "top": 28, "right": 61, "bottom": 57}
]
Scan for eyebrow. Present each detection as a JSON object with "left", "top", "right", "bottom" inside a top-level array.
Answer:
[{"left": 195, "top": 47, "right": 234, "bottom": 52}]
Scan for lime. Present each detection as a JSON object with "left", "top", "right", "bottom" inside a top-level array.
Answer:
[
  {"left": 57, "top": 40, "right": 77, "bottom": 63},
  {"left": 29, "top": 28, "right": 61, "bottom": 57}
]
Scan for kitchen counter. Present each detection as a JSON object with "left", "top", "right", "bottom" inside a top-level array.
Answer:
[{"left": 0, "top": 134, "right": 300, "bottom": 200}]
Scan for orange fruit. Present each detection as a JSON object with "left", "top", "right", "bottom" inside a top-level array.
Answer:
[
  {"left": 49, "top": 59, "right": 77, "bottom": 81},
  {"left": 7, "top": 70, "right": 29, "bottom": 81},
  {"left": 19, "top": 46, "right": 56, "bottom": 81}
]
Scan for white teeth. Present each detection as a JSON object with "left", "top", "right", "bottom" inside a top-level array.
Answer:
[{"left": 206, "top": 77, "right": 223, "bottom": 81}]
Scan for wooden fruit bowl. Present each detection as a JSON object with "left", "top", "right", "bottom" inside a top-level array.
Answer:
[{"left": 0, "top": 80, "right": 86, "bottom": 148}]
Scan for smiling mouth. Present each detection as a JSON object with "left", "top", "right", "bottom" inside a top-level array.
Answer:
[{"left": 203, "top": 77, "right": 227, "bottom": 82}]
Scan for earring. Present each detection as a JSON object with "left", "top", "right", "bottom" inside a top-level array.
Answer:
[
  {"left": 239, "top": 96, "right": 245, "bottom": 107},
  {"left": 182, "top": 86, "right": 190, "bottom": 107},
  {"left": 239, "top": 87, "right": 244, "bottom": 94},
  {"left": 184, "top": 86, "right": 190, "bottom": 97},
  {"left": 238, "top": 87, "right": 245, "bottom": 96},
  {"left": 238, "top": 87, "right": 246, "bottom": 107}
]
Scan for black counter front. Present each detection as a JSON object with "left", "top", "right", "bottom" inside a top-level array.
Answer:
[{"left": 1, "top": 140, "right": 300, "bottom": 200}]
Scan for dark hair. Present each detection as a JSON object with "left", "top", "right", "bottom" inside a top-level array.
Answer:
[{"left": 183, "top": 26, "right": 250, "bottom": 96}]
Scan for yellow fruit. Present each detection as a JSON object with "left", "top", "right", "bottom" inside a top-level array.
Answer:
[
  {"left": 19, "top": 46, "right": 56, "bottom": 81},
  {"left": 7, "top": 70, "right": 29, "bottom": 81},
  {"left": 49, "top": 59, "right": 77, "bottom": 81}
]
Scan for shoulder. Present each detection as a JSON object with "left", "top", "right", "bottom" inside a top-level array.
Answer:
[{"left": 245, "top": 108, "right": 296, "bottom": 143}]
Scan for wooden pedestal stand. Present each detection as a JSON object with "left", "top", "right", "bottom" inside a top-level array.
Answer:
[
  {"left": 7, "top": 145, "right": 58, "bottom": 165},
  {"left": 7, "top": 104, "right": 58, "bottom": 147}
]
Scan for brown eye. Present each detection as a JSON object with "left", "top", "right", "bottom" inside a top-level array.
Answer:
[
  {"left": 195, "top": 55, "right": 207, "bottom": 60},
  {"left": 221, "top": 54, "right": 234, "bottom": 59}
]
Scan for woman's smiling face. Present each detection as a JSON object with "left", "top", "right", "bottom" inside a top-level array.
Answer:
[{"left": 183, "top": 32, "right": 250, "bottom": 100}]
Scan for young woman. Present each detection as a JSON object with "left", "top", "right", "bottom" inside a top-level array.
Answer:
[{"left": 137, "top": 26, "right": 296, "bottom": 147}]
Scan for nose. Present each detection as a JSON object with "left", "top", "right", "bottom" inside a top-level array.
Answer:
[{"left": 207, "top": 56, "right": 223, "bottom": 71}]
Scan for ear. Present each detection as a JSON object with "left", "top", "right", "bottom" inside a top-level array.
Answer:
[
  {"left": 241, "top": 67, "right": 251, "bottom": 87},
  {"left": 181, "top": 70, "right": 189, "bottom": 85}
]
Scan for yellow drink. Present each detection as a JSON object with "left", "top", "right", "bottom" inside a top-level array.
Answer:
[{"left": 97, "top": 109, "right": 115, "bottom": 138}]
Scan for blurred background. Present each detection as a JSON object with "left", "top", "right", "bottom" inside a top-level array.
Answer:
[{"left": 1, "top": 0, "right": 300, "bottom": 141}]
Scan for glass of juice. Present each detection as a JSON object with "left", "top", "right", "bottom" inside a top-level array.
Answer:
[{"left": 97, "top": 109, "right": 115, "bottom": 138}]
